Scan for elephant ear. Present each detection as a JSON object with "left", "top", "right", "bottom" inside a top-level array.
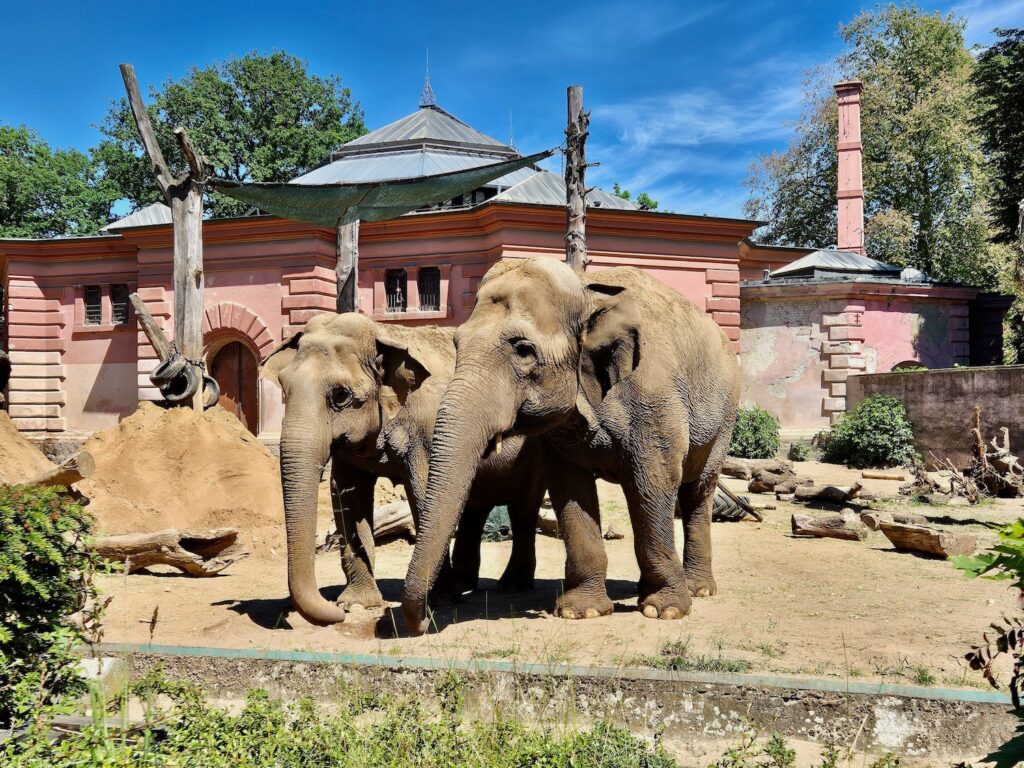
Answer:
[
  {"left": 578, "top": 282, "right": 641, "bottom": 405},
  {"left": 374, "top": 331, "right": 432, "bottom": 420},
  {"left": 260, "top": 332, "right": 302, "bottom": 387}
]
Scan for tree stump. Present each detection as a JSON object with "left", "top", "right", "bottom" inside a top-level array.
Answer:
[
  {"left": 28, "top": 450, "right": 95, "bottom": 488},
  {"left": 89, "top": 528, "right": 247, "bottom": 576}
]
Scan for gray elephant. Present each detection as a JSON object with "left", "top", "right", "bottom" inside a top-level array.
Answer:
[
  {"left": 262, "top": 312, "right": 545, "bottom": 626},
  {"left": 403, "top": 258, "right": 740, "bottom": 633}
]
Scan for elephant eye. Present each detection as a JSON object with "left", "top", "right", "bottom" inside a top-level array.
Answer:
[
  {"left": 511, "top": 338, "right": 537, "bottom": 360},
  {"left": 328, "top": 386, "right": 353, "bottom": 411}
]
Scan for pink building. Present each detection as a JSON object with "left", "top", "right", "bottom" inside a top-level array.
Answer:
[{"left": 0, "top": 98, "right": 761, "bottom": 445}]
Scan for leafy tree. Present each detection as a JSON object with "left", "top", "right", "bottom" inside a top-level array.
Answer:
[
  {"left": 96, "top": 51, "right": 367, "bottom": 219},
  {"left": 0, "top": 125, "right": 113, "bottom": 237},
  {"left": 974, "top": 28, "right": 1024, "bottom": 245},
  {"left": 746, "top": 6, "right": 1001, "bottom": 287},
  {"left": 611, "top": 182, "right": 659, "bottom": 211}
]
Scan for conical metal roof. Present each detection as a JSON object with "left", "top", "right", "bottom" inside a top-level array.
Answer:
[
  {"left": 101, "top": 202, "right": 172, "bottom": 231},
  {"left": 338, "top": 105, "right": 516, "bottom": 156},
  {"left": 770, "top": 249, "right": 900, "bottom": 279}
]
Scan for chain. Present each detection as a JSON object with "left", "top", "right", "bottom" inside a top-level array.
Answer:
[{"left": 169, "top": 341, "right": 206, "bottom": 371}]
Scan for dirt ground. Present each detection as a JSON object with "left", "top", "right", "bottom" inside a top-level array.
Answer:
[{"left": 94, "top": 458, "right": 1021, "bottom": 693}]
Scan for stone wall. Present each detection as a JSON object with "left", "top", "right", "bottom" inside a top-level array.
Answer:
[{"left": 847, "top": 365, "right": 1024, "bottom": 468}]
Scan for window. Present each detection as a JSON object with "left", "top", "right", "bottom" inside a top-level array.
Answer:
[
  {"left": 84, "top": 286, "right": 102, "bottom": 325},
  {"left": 385, "top": 269, "right": 407, "bottom": 313},
  {"left": 111, "top": 284, "right": 130, "bottom": 325},
  {"left": 418, "top": 267, "right": 440, "bottom": 311}
]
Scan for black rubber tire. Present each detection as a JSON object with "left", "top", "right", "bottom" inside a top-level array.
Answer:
[
  {"left": 202, "top": 375, "right": 220, "bottom": 410},
  {"left": 159, "top": 365, "right": 200, "bottom": 403},
  {"left": 150, "top": 355, "right": 187, "bottom": 386}
]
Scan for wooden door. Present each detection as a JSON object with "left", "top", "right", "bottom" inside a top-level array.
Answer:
[{"left": 210, "top": 341, "right": 259, "bottom": 434}]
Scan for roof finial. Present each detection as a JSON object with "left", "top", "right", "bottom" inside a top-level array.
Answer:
[
  {"left": 420, "top": 48, "right": 436, "bottom": 108},
  {"left": 508, "top": 109, "right": 518, "bottom": 152}
]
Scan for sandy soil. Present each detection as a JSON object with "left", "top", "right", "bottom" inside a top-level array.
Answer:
[{"left": 95, "top": 461, "right": 1020, "bottom": 690}]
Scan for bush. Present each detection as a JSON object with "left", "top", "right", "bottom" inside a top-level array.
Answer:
[
  {"left": 729, "top": 406, "right": 780, "bottom": 459},
  {"left": 818, "top": 395, "right": 915, "bottom": 468},
  {"left": 786, "top": 441, "right": 812, "bottom": 461},
  {"left": 0, "top": 485, "right": 100, "bottom": 728}
]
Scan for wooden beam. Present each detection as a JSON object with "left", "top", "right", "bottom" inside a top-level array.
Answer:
[
  {"left": 28, "top": 450, "right": 95, "bottom": 488},
  {"left": 564, "top": 84, "right": 588, "bottom": 273},
  {"left": 129, "top": 292, "right": 172, "bottom": 362},
  {"left": 878, "top": 521, "right": 976, "bottom": 558},
  {"left": 336, "top": 220, "right": 360, "bottom": 313}
]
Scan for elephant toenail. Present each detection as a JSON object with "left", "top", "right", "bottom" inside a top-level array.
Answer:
[
  {"left": 583, "top": 608, "right": 600, "bottom": 619},
  {"left": 660, "top": 607, "right": 681, "bottom": 620},
  {"left": 642, "top": 604, "right": 658, "bottom": 619},
  {"left": 695, "top": 588, "right": 710, "bottom": 598},
  {"left": 561, "top": 608, "right": 577, "bottom": 619}
]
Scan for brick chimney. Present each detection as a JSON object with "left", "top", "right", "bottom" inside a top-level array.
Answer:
[{"left": 834, "top": 80, "right": 865, "bottom": 255}]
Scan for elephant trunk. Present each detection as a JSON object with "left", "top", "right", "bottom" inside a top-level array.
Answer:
[
  {"left": 280, "top": 416, "right": 346, "bottom": 625},
  {"left": 402, "top": 368, "right": 510, "bottom": 634}
]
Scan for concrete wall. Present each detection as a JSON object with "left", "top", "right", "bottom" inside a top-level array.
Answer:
[{"left": 847, "top": 365, "right": 1024, "bottom": 469}]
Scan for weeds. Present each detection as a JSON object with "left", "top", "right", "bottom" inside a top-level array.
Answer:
[
  {"left": 471, "top": 646, "right": 519, "bottom": 660},
  {"left": 636, "top": 639, "right": 752, "bottom": 674}
]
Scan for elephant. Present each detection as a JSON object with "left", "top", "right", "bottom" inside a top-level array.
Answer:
[
  {"left": 402, "top": 257, "right": 740, "bottom": 633},
  {"left": 261, "top": 312, "right": 545, "bottom": 626}
]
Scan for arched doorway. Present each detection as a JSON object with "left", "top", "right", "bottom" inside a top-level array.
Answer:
[{"left": 209, "top": 340, "right": 259, "bottom": 434}]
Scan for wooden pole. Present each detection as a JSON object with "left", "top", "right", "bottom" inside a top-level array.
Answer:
[
  {"left": 564, "top": 85, "right": 588, "bottom": 273},
  {"left": 120, "top": 63, "right": 207, "bottom": 410},
  {"left": 129, "top": 292, "right": 172, "bottom": 362},
  {"left": 336, "top": 220, "right": 360, "bottom": 313}
]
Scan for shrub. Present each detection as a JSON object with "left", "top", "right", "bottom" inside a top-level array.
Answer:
[
  {"left": 786, "top": 441, "right": 812, "bottom": 461},
  {"left": 818, "top": 395, "right": 915, "bottom": 468},
  {"left": 729, "top": 406, "right": 780, "bottom": 459},
  {"left": 0, "top": 485, "right": 101, "bottom": 728}
]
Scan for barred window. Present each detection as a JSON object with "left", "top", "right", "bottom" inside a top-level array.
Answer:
[
  {"left": 385, "top": 269, "right": 407, "bottom": 313},
  {"left": 84, "top": 286, "right": 102, "bottom": 325},
  {"left": 111, "top": 284, "right": 130, "bottom": 325},
  {"left": 418, "top": 267, "right": 440, "bottom": 311}
]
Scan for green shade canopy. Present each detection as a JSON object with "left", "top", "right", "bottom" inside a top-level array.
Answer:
[{"left": 211, "top": 149, "right": 554, "bottom": 227}]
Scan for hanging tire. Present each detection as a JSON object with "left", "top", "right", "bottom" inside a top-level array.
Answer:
[
  {"left": 150, "top": 355, "right": 187, "bottom": 386},
  {"left": 202, "top": 375, "right": 220, "bottom": 410},
  {"left": 160, "top": 365, "right": 200, "bottom": 403}
]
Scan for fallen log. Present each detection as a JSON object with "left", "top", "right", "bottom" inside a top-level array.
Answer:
[
  {"left": 721, "top": 457, "right": 792, "bottom": 480},
  {"left": 791, "top": 512, "right": 866, "bottom": 541},
  {"left": 89, "top": 528, "right": 247, "bottom": 576},
  {"left": 318, "top": 501, "right": 416, "bottom": 552},
  {"left": 793, "top": 482, "right": 862, "bottom": 504},
  {"left": 28, "top": 450, "right": 95, "bottom": 488},
  {"left": 862, "top": 470, "right": 906, "bottom": 481},
  {"left": 860, "top": 511, "right": 928, "bottom": 530},
  {"left": 878, "top": 521, "right": 976, "bottom": 558},
  {"left": 749, "top": 468, "right": 812, "bottom": 495}
]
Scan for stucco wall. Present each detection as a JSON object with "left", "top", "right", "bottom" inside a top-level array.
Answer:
[
  {"left": 847, "top": 366, "right": 1024, "bottom": 469},
  {"left": 740, "top": 282, "right": 975, "bottom": 432}
]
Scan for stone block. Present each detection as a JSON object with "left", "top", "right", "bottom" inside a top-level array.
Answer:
[
  {"left": 8, "top": 337, "right": 64, "bottom": 352},
  {"left": 8, "top": 390, "right": 65, "bottom": 405},
  {"left": 287, "top": 278, "right": 335, "bottom": 296},
  {"left": 6, "top": 310, "right": 65, "bottom": 326},
  {"left": 830, "top": 355, "right": 865, "bottom": 369},
  {"left": 822, "top": 341, "right": 861, "bottom": 355},
  {"left": 822, "top": 369, "right": 849, "bottom": 383},
  {"left": 8, "top": 323, "right": 62, "bottom": 339},
  {"left": 711, "top": 282, "right": 740, "bottom": 298},
  {"left": 830, "top": 382, "right": 847, "bottom": 397},
  {"left": 706, "top": 297, "right": 740, "bottom": 313},
  {"left": 281, "top": 294, "right": 335, "bottom": 311},
  {"left": 821, "top": 313, "right": 847, "bottom": 327},
  {"left": 712, "top": 311, "right": 741, "bottom": 326},
  {"left": 829, "top": 325, "right": 866, "bottom": 342},
  {"left": 10, "top": 417, "right": 51, "bottom": 431},
  {"left": 823, "top": 397, "right": 847, "bottom": 412},
  {"left": 8, "top": 378, "right": 63, "bottom": 392},
  {"left": 289, "top": 308, "right": 328, "bottom": 324},
  {"left": 706, "top": 269, "right": 740, "bottom": 284},
  {"left": 135, "top": 286, "right": 166, "bottom": 301},
  {"left": 9, "top": 404, "right": 61, "bottom": 418},
  {"left": 722, "top": 326, "right": 740, "bottom": 341},
  {"left": 8, "top": 351, "right": 61, "bottom": 365}
]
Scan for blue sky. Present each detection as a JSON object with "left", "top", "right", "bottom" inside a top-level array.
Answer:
[{"left": 1, "top": 0, "right": 1020, "bottom": 219}]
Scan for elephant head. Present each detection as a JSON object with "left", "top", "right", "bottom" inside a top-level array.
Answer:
[
  {"left": 263, "top": 312, "right": 432, "bottom": 625},
  {"left": 402, "top": 258, "right": 634, "bottom": 633}
]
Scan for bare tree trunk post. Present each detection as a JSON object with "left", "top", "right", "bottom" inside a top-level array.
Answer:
[
  {"left": 120, "top": 63, "right": 208, "bottom": 410},
  {"left": 336, "top": 221, "right": 360, "bottom": 313},
  {"left": 564, "top": 85, "right": 588, "bottom": 274}
]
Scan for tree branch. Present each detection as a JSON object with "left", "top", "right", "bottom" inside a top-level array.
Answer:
[
  {"left": 174, "top": 126, "right": 208, "bottom": 179},
  {"left": 119, "top": 63, "right": 172, "bottom": 196}
]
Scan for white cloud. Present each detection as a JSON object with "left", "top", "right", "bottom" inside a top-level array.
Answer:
[{"left": 953, "top": 0, "right": 1024, "bottom": 43}]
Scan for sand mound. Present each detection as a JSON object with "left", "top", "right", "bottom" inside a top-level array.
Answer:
[
  {"left": 0, "top": 410, "right": 54, "bottom": 484},
  {"left": 80, "top": 403, "right": 284, "bottom": 550}
]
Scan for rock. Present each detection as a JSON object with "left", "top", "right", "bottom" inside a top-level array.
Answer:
[{"left": 603, "top": 525, "right": 625, "bottom": 540}]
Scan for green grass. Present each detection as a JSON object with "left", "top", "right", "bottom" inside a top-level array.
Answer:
[
  {"left": 471, "top": 646, "right": 519, "bottom": 660},
  {"left": 635, "top": 639, "right": 753, "bottom": 674},
  {"left": 910, "top": 664, "right": 935, "bottom": 686}
]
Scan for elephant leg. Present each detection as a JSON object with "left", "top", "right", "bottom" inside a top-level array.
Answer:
[
  {"left": 498, "top": 472, "right": 544, "bottom": 592},
  {"left": 549, "top": 457, "right": 612, "bottom": 619},
  {"left": 332, "top": 462, "right": 384, "bottom": 609},
  {"left": 679, "top": 429, "right": 730, "bottom": 598},
  {"left": 403, "top": 448, "right": 463, "bottom": 605},
  {"left": 451, "top": 505, "right": 488, "bottom": 592},
  {"left": 624, "top": 474, "right": 691, "bottom": 621}
]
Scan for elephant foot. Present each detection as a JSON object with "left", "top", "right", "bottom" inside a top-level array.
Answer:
[
  {"left": 452, "top": 572, "right": 480, "bottom": 594},
  {"left": 639, "top": 587, "right": 692, "bottom": 620},
  {"left": 337, "top": 584, "right": 385, "bottom": 610},
  {"left": 686, "top": 574, "right": 717, "bottom": 598},
  {"left": 496, "top": 572, "right": 534, "bottom": 593},
  {"left": 554, "top": 588, "right": 613, "bottom": 620}
]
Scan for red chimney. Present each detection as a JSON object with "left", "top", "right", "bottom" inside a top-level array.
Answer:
[{"left": 834, "top": 80, "right": 865, "bottom": 255}]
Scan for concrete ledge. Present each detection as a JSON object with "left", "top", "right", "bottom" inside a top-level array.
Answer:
[{"left": 92, "top": 643, "right": 1015, "bottom": 758}]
